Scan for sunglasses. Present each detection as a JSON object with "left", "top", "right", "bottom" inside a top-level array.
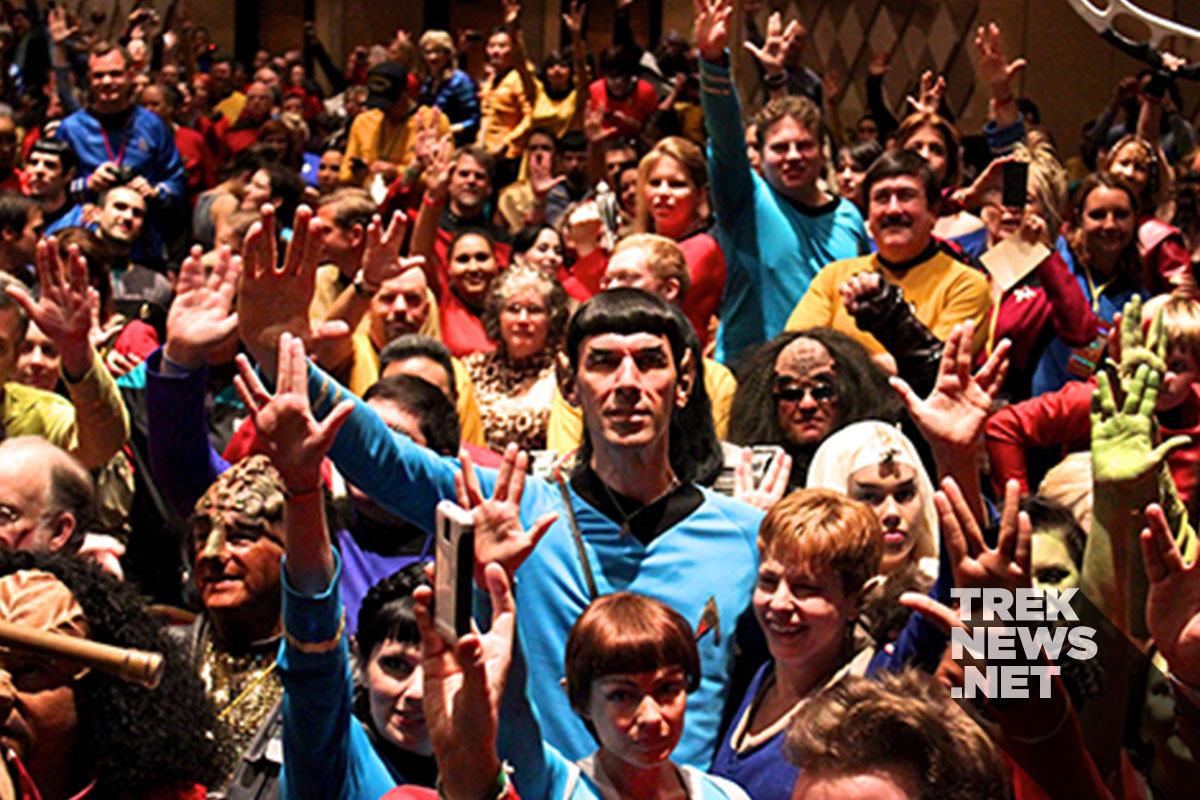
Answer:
[{"left": 773, "top": 383, "right": 837, "bottom": 404}]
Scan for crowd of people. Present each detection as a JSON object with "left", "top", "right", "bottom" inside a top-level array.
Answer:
[{"left": 0, "top": 0, "right": 1197, "bottom": 797}]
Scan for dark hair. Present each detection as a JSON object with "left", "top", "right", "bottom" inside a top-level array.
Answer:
[
  {"left": 219, "top": 143, "right": 272, "bottom": 183},
  {"left": 452, "top": 145, "right": 496, "bottom": 185},
  {"left": 155, "top": 81, "right": 183, "bottom": 110},
  {"left": 558, "top": 130, "right": 588, "bottom": 154},
  {"left": 363, "top": 374, "right": 461, "bottom": 455},
  {"left": 511, "top": 223, "right": 560, "bottom": 259},
  {"left": 785, "top": 669, "right": 1008, "bottom": 798},
  {"left": 754, "top": 95, "right": 822, "bottom": 150},
  {"left": 526, "top": 127, "right": 558, "bottom": 151},
  {"left": 599, "top": 45, "right": 639, "bottom": 77},
  {"left": 564, "top": 592, "right": 700, "bottom": 737},
  {"left": 0, "top": 550, "right": 229, "bottom": 791},
  {"left": 567, "top": 289, "right": 723, "bottom": 485},
  {"left": 896, "top": 111, "right": 961, "bottom": 187},
  {"left": 1015, "top": 97, "right": 1040, "bottom": 125},
  {"left": 356, "top": 561, "right": 430, "bottom": 660},
  {"left": 841, "top": 138, "right": 883, "bottom": 172},
  {"left": 861, "top": 149, "right": 941, "bottom": 211},
  {"left": 0, "top": 190, "right": 35, "bottom": 237},
  {"left": 1066, "top": 171, "right": 1143, "bottom": 286},
  {"left": 728, "top": 329, "right": 901, "bottom": 483},
  {"left": 379, "top": 334, "right": 458, "bottom": 397},
  {"left": 538, "top": 49, "right": 573, "bottom": 93},
  {"left": 28, "top": 138, "right": 78, "bottom": 174},
  {"left": 46, "top": 456, "right": 96, "bottom": 553},
  {"left": 1020, "top": 494, "right": 1085, "bottom": 568},
  {"left": 260, "top": 162, "right": 306, "bottom": 229}
]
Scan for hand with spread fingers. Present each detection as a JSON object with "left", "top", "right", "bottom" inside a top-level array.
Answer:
[
  {"left": 359, "top": 211, "right": 416, "bottom": 291},
  {"left": 694, "top": 0, "right": 733, "bottom": 64},
  {"left": 743, "top": 11, "right": 800, "bottom": 77},
  {"left": 890, "top": 320, "right": 1010, "bottom": 455},
  {"left": 937, "top": 476, "right": 1032, "bottom": 597},
  {"left": 1141, "top": 503, "right": 1200, "bottom": 688},
  {"left": 413, "top": 562, "right": 511, "bottom": 800},
  {"left": 232, "top": 333, "right": 355, "bottom": 496},
  {"left": 1111, "top": 295, "right": 1167, "bottom": 393},
  {"left": 456, "top": 444, "right": 558, "bottom": 587},
  {"left": 237, "top": 204, "right": 346, "bottom": 374},
  {"left": 164, "top": 245, "right": 242, "bottom": 370},
  {"left": 732, "top": 447, "right": 792, "bottom": 512},
  {"left": 6, "top": 237, "right": 95, "bottom": 380},
  {"left": 1090, "top": 366, "right": 1190, "bottom": 484}
]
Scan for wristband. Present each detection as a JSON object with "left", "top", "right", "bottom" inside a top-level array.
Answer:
[
  {"left": 423, "top": 192, "right": 447, "bottom": 208},
  {"left": 437, "top": 762, "right": 511, "bottom": 800},
  {"left": 353, "top": 269, "right": 379, "bottom": 298}
]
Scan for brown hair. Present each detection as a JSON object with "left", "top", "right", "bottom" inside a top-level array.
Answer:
[
  {"left": 1102, "top": 134, "right": 1166, "bottom": 216},
  {"left": 1011, "top": 142, "right": 1069, "bottom": 237},
  {"left": 1160, "top": 294, "right": 1200, "bottom": 363},
  {"left": 564, "top": 592, "right": 700, "bottom": 724},
  {"left": 1066, "top": 171, "right": 1143, "bottom": 286},
  {"left": 316, "top": 187, "right": 378, "bottom": 231},
  {"left": 896, "top": 110, "right": 962, "bottom": 187},
  {"left": 754, "top": 95, "right": 822, "bottom": 151},
  {"left": 633, "top": 137, "right": 709, "bottom": 234},
  {"left": 785, "top": 669, "right": 1008, "bottom": 799},
  {"left": 611, "top": 233, "right": 691, "bottom": 299},
  {"left": 88, "top": 40, "right": 131, "bottom": 67},
  {"left": 758, "top": 488, "right": 882, "bottom": 597}
]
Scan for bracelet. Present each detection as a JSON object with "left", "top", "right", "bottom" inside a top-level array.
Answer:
[
  {"left": 353, "top": 269, "right": 379, "bottom": 298},
  {"left": 284, "top": 610, "right": 345, "bottom": 654},
  {"left": 437, "top": 763, "right": 511, "bottom": 800},
  {"left": 423, "top": 192, "right": 447, "bottom": 208}
]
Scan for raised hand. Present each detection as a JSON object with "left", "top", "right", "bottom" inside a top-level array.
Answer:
[
  {"left": 890, "top": 320, "right": 1010, "bottom": 454},
  {"left": 823, "top": 69, "right": 843, "bottom": 107},
  {"left": 732, "top": 447, "right": 792, "bottom": 512},
  {"left": 868, "top": 50, "right": 892, "bottom": 78},
  {"left": 938, "top": 476, "right": 1032, "bottom": 596},
  {"left": 7, "top": 238, "right": 93, "bottom": 380},
  {"left": 359, "top": 211, "right": 413, "bottom": 289},
  {"left": 237, "top": 203, "right": 343, "bottom": 372},
  {"left": 1141, "top": 503, "right": 1200, "bottom": 686},
  {"left": 906, "top": 70, "right": 946, "bottom": 115},
  {"left": 502, "top": 0, "right": 521, "bottom": 27},
  {"left": 47, "top": 6, "right": 79, "bottom": 45},
  {"left": 583, "top": 100, "right": 617, "bottom": 143},
  {"left": 423, "top": 133, "right": 455, "bottom": 200},
  {"left": 1113, "top": 295, "right": 1166, "bottom": 390},
  {"left": 456, "top": 444, "right": 557, "bottom": 587},
  {"left": 164, "top": 245, "right": 242, "bottom": 370},
  {"left": 1091, "top": 366, "right": 1190, "bottom": 484},
  {"left": 562, "top": 1, "right": 585, "bottom": 35},
  {"left": 232, "top": 332, "right": 354, "bottom": 493},
  {"left": 414, "top": 562, "right": 510, "bottom": 800},
  {"left": 528, "top": 147, "right": 566, "bottom": 199},
  {"left": 837, "top": 270, "right": 883, "bottom": 315},
  {"left": 973, "top": 22, "right": 1026, "bottom": 99},
  {"left": 694, "top": 0, "right": 733, "bottom": 63},
  {"left": 743, "top": 11, "right": 800, "bottom": 76}
]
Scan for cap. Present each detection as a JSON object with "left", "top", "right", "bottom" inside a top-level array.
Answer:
[{"left": 365, "top": 61, "right": 409, "bottom": 110}]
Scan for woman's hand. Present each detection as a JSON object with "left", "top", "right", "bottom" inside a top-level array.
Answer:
[
  {"left": 973, "top": 22, "right": 1026, "bottom": 101},
  {"left": 164, "top": 245, "right": 242, "bottom": 370},
  {"left": 1141, "top": 503, "right": 1200, "bottom": 687}
]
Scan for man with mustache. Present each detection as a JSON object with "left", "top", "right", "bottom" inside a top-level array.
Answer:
[{"left": 786, "top": 150, "right": 991, "bottom": 362}]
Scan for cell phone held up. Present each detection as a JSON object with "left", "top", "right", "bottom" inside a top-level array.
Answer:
[
  {"left": 1001, "top": 160, "right": 1028, "bottom": 210},
  {"left": 434, "top": 500, "right": 475, "bottom": 646}
]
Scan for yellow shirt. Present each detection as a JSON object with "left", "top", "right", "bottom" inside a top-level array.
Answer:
[
  {"left": 785, "top": 250, "right": 991, "bottom": 355},
  {"left": 545, "top": 357, "right": 738, "bottom": 453},
  {"left": 530, "top": 83, "right": 580, "bottom": 139},
  {"left": 339, "top": 105, "right": 450, "bottom": 185},
  {"left": 3, "top": 349, "right": 130, "bottom": 470},
  {"left": 479, "top": 69, "right": 532, "bottom": 159},
  {"left": 214, "top": 91, "right": 246, "bottom": 126}
]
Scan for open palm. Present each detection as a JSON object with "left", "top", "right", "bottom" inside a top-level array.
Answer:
[{"left": 1142, "top": 504, "right": 1200, "bottom": 686}]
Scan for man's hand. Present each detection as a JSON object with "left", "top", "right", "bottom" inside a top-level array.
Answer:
[
  {"left": 6, "top": 238, "right": 94, "bottom": 380},
  {"left": 694, "top": 0, "right": 733, "bottom": 64},
  {"left": 164, "top": 245, "right": 242, "bottom": 370},
  {"left": 413, "top": 562, "right": 510, "bottom": 800},
  {"left": 359, "top": 211, "right": 411, "bottom": 289},
  {"left": 868, "top": 50, "right": 892, "bottom": 78},
  {"left": 502, "top": 0, "right": 521, "bottom": 27},
  {"left": 906, "top": 70, "right": 946, "bottom": 115},
  {"left": 562, "top": 1, "right": 585, "bottom": 36},
  {"left": 973, "top": 22, "right": 1026, "bottom": 99},
  {"left": 890, "top": 320, "right": 1010, "bottom": 455},
  {"left": 1141, "top": 503, "right": 1200, "bottom": 687},
  {"left": 47, "top": 6, "right": 79, "bottom": 45},
  {"left": 838, "top": 270, "right": 884, "bottom": 315},
  {"left": 423, "top": 134, "right": 455, "bottom": 202},
  {"left": 528, "top": 148, "right": 566, "bottom": 200},
  {"left": 732, "top": 447, "right": 792, "bottom": 512},
  {"left": 232, "top": 332, "right": 354, "bottom": 494},
  {"left": 939, "top": 476, "right": 1032, "bottom": 596},
  {"left": 86, "top": 162, "right": 121, "bottom": 194},
  {"left": 1091, "top": 366, "right": 1189, "bottom": 484},
  {"left": 456, "top": 444, "right": 557, "bottom": 587},
  {"left": 743, "top": 11, "right": 800, "bottom": 77},
  {"left": 583, "top": 100, "right": 617, "bottom": 143},
  {"left": 237, "top": 204, "right": 345, "bottom": 373}
]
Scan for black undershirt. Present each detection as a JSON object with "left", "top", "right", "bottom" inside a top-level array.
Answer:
[
  {"left": 877, "top": 241, "right": 939, "bottom": 275},
  {"left": 570, "top": 463, "right": 702, "bottom": 546}
]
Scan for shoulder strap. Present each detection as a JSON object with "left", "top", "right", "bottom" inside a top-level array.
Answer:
[{"left": 554, "top": 464, "right": 598, "bottom": 601}]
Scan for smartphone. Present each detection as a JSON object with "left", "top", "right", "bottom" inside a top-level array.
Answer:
[
  {"left": 1001, "top": 161, "right": 1028, "bottom": 209},
  {"left": 434, "top": 500, "right": 475, "bottom": 645}
]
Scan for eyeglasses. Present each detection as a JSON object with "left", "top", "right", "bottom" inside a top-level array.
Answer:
[{"left": 773, "top": 383, "right": 837, "bottom": 404}]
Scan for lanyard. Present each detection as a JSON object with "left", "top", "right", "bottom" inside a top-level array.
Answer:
[
  {"left": 1080, "top": 261, "right": 1115, "bottom": 314},
  {"left": 100, "top": 117, "right": 132, "bottom": 166}
]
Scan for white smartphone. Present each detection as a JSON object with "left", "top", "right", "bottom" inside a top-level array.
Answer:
[{"left": 435, "top": 500, "right": 476, "bottom": 645}]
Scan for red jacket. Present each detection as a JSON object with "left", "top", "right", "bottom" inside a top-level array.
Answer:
[
  {"left": 679, "top": 231, "right": 726, "bottom": 349},
  {"left": 985, "top": 380, "right": 1200, "bottom": 514}
]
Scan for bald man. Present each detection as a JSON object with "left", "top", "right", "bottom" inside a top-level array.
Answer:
[{"left": 0, "top": 436, "right": 94, "bottom": 554}]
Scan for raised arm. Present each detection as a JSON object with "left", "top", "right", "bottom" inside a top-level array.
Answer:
[
  {"left": 504, "top": 0, "right": 539, "bottom": 117},
  {"left": 696, "top": 0, "right": 755, "bottom": 226},
  {"left": 974, "top": 23, "right": 1026, "bottom": 145},
  {"left": 411, "top": 133, "right": 455, "bottom": 292},
  {"left": 6, "top": 238, "right": 130, "bottom": 469},
  {"left": 147, "top": 245, "right": 241, "bottom": 516}
]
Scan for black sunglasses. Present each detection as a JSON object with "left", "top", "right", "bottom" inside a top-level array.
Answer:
[{"left": 773, "top": 383, "right": 837, "bottom": 404}]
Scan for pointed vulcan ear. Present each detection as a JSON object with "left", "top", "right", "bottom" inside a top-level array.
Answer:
[{"left": 675, "top": 347, "right": 695, "bottom": 409}]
